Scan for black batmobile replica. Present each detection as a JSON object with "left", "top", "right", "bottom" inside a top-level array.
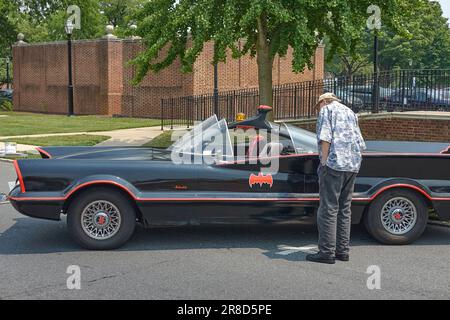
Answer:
[{"left": 8, "top": 106, "right": 450, "bottom": 250}]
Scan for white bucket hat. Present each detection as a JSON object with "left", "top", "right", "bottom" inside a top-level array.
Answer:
[{"left": 315, "top": 92, "right": 341, "bottom": 108}]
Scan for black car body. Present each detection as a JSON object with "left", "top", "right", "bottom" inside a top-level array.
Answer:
[{"left": 8, "top": 107, "right": 450, "bottom": 249}]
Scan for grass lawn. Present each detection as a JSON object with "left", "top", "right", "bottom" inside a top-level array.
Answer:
[
  {"left": 1, "top": 134, "right": 111, "bottom": 147},
  {"left": 0, "top": 112, "right": 160, "bottom": 137},
  {"left": 1, "top": 152, "right": 42, "bottom": 160},
  {"left": 143, "top": 131, "right": 174, "bottom": 148}
]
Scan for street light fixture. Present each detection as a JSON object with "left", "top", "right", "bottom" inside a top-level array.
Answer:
[{"left": 65, "top": 20, "right": 74, "bottom": 116}]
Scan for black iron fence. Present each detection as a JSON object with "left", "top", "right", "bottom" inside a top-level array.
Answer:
[
  {"left": 161, "top": 69, "right": 450, "bottom": 129},
  {"left": 0, "top": 57, "right": 12, "bottom": 89}
]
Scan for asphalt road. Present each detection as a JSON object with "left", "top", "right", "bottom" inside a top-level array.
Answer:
[{"left": 0, "top": 161, "right": 449, "bottom": 300}]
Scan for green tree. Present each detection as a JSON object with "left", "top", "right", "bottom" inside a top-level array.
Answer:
[
  {"left": 131, "top": 0, "right": 417, "bottom": 113},
  {"left": 100, "top": 0, "right": 145, "bottom": 27},
  {"left": 0, "top": 0, "right": 19, "bottom": 57},
  {"left": 0, "top": 0, "right": 19, "bottom": 87},
  {"left": 11, "top": 0, "right": 105, "bottom": 42},
  {"left": 326, "top": 0, "right": 450, "bottom": 76},
  {"left": 13, "top": 0, "right": 64, "bottom": 22},
  {"left": 44, "top": 0, "right": 106, "bottom": 41},
  {"left": 325, "top": 32, "right": 374, "bottom": 78},
  {"left": 379, "top": 0, "right": 450, "bottom": 70}
]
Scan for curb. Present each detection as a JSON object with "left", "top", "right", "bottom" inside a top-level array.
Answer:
[
  {"left": 0, "top": 158, "right": 14, "bottom": 163},
  {"left": 428, "top": 221, "right": 450, "bottom": 228}
]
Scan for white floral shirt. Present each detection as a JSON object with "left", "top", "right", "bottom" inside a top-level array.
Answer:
[{"left": 316, "top": 101, "right": 367, "bottom": 173}]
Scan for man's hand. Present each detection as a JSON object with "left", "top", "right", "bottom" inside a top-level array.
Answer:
[{"left": 320, "top": 141, "right": 331, "bottom": 166}]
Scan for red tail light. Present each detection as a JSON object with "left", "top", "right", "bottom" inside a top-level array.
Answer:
[{"left": 13, "top": 160, "right": 26, "bottom": 193}]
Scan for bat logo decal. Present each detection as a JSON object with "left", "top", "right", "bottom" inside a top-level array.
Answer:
[{"left": 249, "top": 173, "right": 274, "bottom": 188}]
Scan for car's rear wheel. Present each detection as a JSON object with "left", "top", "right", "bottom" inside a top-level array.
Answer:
[
  {"left": 67, "top": 188, "right": 136, "bottom": 250},
  {"left": 363, "top": 189, "right": 428, "bottom": 245}
]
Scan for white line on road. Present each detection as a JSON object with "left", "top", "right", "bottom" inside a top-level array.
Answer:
[{"left": 276, "top": 244, "right": 318, "bottom": 256}]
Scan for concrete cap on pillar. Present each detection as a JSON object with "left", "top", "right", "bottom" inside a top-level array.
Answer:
[{"left": 104, "top": 25, "right": 118, "bottom": 39}]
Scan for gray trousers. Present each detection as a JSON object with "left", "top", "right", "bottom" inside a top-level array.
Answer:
[{"left": 317, "top": 165, "right": 358, "bottom": 257}]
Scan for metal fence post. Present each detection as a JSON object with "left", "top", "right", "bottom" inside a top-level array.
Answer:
[{"left": 161, "top": 99, "right": 164, "bottom": 131}]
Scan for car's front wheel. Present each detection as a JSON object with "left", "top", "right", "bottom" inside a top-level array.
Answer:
[
  {"left": 67, "top": 188, "right": 136, "bottom": 250},
  {"left": 364, "top": 189, "right": 428, "bottom": 245}
]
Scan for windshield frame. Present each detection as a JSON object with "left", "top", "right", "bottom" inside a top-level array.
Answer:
[
  {"left": 282, "top": 123, "right": 318, "bottom": 154},
  {"left": 170, "top": 116, "right": 234, "bottom": 160}
]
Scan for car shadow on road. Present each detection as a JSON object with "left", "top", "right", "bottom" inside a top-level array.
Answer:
[{"left": 1, "top": 216, "right": 449, "bottom": 258}]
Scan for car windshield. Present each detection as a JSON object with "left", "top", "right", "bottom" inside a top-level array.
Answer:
[
  {"left": 170, "top": 115, "right": 219, "bottom": 151},
  {"left": 282, "top": 123, "right": 318, "bottom": 154},
  {"left": 170, "top": 116, "right": 318, "bottom": 159},
  {"left": 171, "top": 116, "right": 234, "bottom": 159}
]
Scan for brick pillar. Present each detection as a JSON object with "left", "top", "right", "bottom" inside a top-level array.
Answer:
[
  {"left": 99, "top": 39, "right": 124, "bottom": 116},
  {"left": 12, "top": 44, "right": 24, "bottom": 111},
  {"left": 314, "top": 45, "right": 325, "bottom": 80}
]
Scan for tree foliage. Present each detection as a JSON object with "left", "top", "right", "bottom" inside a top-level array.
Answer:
[
  {"left": 100, "top": 0, "right": 146, "bottom": 28},
  {"left": 326, "top": 0, "right": 450, "bottom": 76},
  {"left": 0, "top": 0, "right": 19, "bottom": 57},
  {"left": 131, "top": 0, "right": 420, "bottom": 108}
]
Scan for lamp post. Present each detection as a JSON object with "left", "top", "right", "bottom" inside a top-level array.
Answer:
[
  {"left": 213, "top": 43, "right": 219, "bottom": 117},
  {"left": 65, "top": 20, "right": 74, "bottom": 116},
  {"left": 367, "top": 4, "right": 382, "bottom": 114},
  {"left": 372, "top": 31, "right": 380, "bottom": 114},
  {"left": 6, "top": 56, "right": 10, "bottom": 90},
  {"left": 214, "top": 62, "right": 219, "bottom": 116}
]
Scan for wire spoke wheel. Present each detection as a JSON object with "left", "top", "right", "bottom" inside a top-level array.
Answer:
[
  {"left": 81, "top": 200, "right": 122, "bottom": 240},
  {"left": 381, "top": 197, "right": 417, "bottom": 235}
]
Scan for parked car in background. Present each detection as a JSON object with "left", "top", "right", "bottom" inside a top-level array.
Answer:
[
  {"left": 323, "top": 86, "right": 364, "bottom": 112},
  {"left": 0, "top": 89, "right": 13, "bottom": 103},
  {"left": 333, "top": 87, "right": 364, "bottom": 112},
  {"left": 324, "top": 85, "right": 393, "bottom": 113},
  {"left": 351, "top": 85, "right": 394, "bottom": 106},
  {"left": 383, "top": 88, "right": 450, "bottom": 111}
]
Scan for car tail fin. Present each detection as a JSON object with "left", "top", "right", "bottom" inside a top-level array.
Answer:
[
  {"left": 36, "top": 147, "right": 52, "bottom": 159},
  {"left": 13, "top": 160, "right": 26, "bottom": 193}
]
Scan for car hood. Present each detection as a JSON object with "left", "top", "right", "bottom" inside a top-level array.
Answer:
[
  {"left": 36, "top": 146, "right": 173, "bottom": 161},
  {"left": 365, "top": 141, "right": 450, "bottom": 154}
]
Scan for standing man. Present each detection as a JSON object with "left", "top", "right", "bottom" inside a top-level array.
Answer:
[{"left": 307, "top": 93, "right": 366, "bottom": 265}]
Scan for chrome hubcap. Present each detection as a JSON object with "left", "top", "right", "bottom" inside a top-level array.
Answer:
[
  {"left": 381, "top": 197, "right": 417, "bottom": 235},
  {"left": 81, "top": 201, "right": 121, "bottom": 240}
]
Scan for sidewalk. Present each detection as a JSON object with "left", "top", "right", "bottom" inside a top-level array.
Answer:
[{"left": 0, "top": 125, "right": 186, "bottom": 152}]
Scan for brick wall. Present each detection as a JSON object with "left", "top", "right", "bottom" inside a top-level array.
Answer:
[
  {"left": 193, "top": 42, "right": 325, "bottom": 95},
  {"left": 13, "top": 40, "right": 110, "bottom": 115},
  {"left": 293, "top": 113, "right": 450, "bottom": 143},
  {"left": 13, "top": 39, "right": 324, "bottom": 118}
]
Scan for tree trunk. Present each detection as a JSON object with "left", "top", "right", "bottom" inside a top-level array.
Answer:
[{"left": 256, "top": 14, "right": 275, "bottom": 121}]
